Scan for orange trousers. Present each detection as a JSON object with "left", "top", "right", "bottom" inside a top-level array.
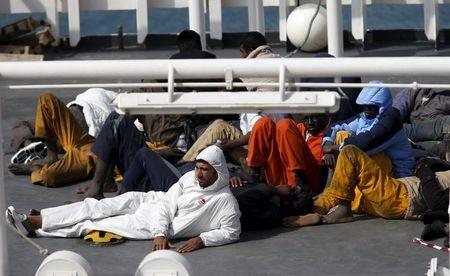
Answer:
[
  {"left": 31, "top": 93, "right": 96, "bottom": 187},
  {"left": 314, "top": 145, "right": 409, "bottom": 218},
  {"left": 247, "top": 117, "right": 322, "bottom": 194}
]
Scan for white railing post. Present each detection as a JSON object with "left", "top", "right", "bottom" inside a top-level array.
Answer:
[
  {"left": 278, "top": 0, "right": 288, "bottom": 42},
  {"left": 248, "top": 0, "right": 265, "bottom": 34},
  {"left": 168, "top": 65, "right": 174, "bottom": 102},
  {"left": 136, "top": 0, "right": 149, "bottom": 44},
  {"left": 46, "top": 0, "right": 60, "bottom": 46},
  {"left": 326, "top": 0, "right": 344, "bottom": 57},
  {"left": 424, "top": 0, "right": 439, "bottom": 42},
  {"left": 189, "top": 0, "right": 206, "bottom": 50},
  {"left": 351, "top": 0, "right": 366, "bottom": 43},
  {"left": 279, "top": 64, "right": 286, "bottom": 101},
  {"left": 67, "top": 0, "right": 80, "bottom": 47},
  {"left": 208, "top": 0, "right": 223, "bottom": 40},
  {"left": 0, "top": 132, "right": 7, "bottom": 276}
]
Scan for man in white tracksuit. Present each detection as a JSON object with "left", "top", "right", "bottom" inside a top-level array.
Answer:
[{"left": 7, "top": 146, "right": 241, "bottom": 252}]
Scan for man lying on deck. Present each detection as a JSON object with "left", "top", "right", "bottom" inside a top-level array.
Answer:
[
  {"left": 6, "top": 146, "right": 241, "bottom": 253},
  {"left": 76, "top": 111, "right": 195, "bottom": 200},
  {"left": 283, "top": 145, "right": 450, "bottom": 227},
  {"left": 8, "top": 90, "right": 117, "bottom": 188}
]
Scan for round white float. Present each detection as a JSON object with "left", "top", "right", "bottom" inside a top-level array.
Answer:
[
  {"left": 135, "top": 250, "right": 193, "bottom": 276},
  {"left": 286, "top": 4, "right": 328, "bottom": 52},
  {"left": 35, "top": 250, "right": 92, "bottom": 276}
]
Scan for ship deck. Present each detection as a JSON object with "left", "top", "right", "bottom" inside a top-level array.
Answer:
[{"left": 2, "top": 38, "right": 450, "bottom": 275}]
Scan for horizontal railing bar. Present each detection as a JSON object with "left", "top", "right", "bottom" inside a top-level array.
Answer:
[
  {"left": 3, "top": 57, "right": 450, "bottom": 80},
  {"left": 8, "top": 81, "right": 450, "bottom": 90}
]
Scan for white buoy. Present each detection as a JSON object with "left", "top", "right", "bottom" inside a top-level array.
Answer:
[
  {"left": 286, "top": 4, "right": 328, "bottom": 52},
  {"left": 35, "top": 250, "right": 92, "bottom": 276},
  {"left": 135, "top": 250, "right": 193, "bottom": 276}
]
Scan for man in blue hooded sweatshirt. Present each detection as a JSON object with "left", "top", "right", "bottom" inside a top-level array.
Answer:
[{"left": 322, "top": 80, "right": 415, "bottom": 178}]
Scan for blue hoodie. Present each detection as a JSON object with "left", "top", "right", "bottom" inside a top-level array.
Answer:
[{"left": 323, "top": 80, "right": 414, "bottom": 177}]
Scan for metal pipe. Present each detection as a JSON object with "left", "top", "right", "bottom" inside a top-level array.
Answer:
[
  {"left": 326, "top": 0, "right": 344, "bottom": 57},
  {"left": 9, "top": 81, "right": 450, "bottom": 91},
  {"left": 3, "top": 57, "right": 450, "bottom": 80},
  {"left": 188, "top": 0, "right": 206, "bottom": 50},
  {"left": 0, "top": 93, "right": 8, "bottom": 275}
]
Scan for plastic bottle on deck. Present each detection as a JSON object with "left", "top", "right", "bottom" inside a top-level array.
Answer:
[{"left": 176, "top": 134, "right": 187, "bottom": 153}]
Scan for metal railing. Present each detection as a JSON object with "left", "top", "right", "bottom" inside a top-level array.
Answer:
[{"left": 1, "top": 0, "right": 449, "bottom": 48}]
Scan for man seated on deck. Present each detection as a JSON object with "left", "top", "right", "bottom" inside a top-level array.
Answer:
[
  {"left": 8, "top": 89, "right": 117, "bottom": 188},
  {"left": 283, "top": 145, "right": 450, "bottom": 227},
  {"left": 393, "top": 87, "right": 450, "bottom": 161},
  {"left": 179, "top": 31, "right": 284, "bottom": 166},
  {"left": 246, "top": 114, "right": 331, "bottom": 196},
  {"left": 6, "top": 146, "right": 241, "bottom": 253},
  {"left": 321, "top": 80, "right": 415, "bottom": 178},
  {"left": 141, "top": 29, "right": 237, "bottom": 156}
]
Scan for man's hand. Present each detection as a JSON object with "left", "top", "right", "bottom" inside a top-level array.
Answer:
[
  {"left": 152, "top": 236, "right": 171, "bottom": 251},
  {"left": 322, "top": 141, "right": 339, "bottom": 154},
  {"left": 273, "top": 185, "right": 292, "bottom": 197},
  {"left": 322, "top": 153, "right": 336, "bottom": 168},
  {"left": 229, "top": 176, "right": 245, "bottom": 188},
  {"left": 177, "top": 237, "right": 204, "bottom": 253},
  {"left": 217, "top": 139, "right": 232, "bottom": 151}
]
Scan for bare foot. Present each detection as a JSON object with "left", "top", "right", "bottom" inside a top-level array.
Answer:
[
  {"left": 103, "top": 180, "right": 117, "bottom": 193},
  {"left": 322, "top": 205, "right": 354, "bottom": 224},
  {"left": 76, "top": 183, "right": 116, "bottom": 194},
  {"left": 283, "top": 213, "right": 322, "bottom": 228},
  {"left": 75, "top": 186, "right": 89, "bottom": 194},
  {"left": 68, "top": 185, "right": 105, "bottom": 204},
  {"left": 8, "top": 163, "right": 39, "bottom": 175}
]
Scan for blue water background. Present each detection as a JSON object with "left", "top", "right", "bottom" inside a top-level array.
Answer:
[{"left": 2, "top": 5, "right": 450, "bottom": 37}]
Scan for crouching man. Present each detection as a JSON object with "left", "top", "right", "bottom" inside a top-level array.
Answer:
[{"left": 6, "top": 146, "right": 241, "bottom": 253}]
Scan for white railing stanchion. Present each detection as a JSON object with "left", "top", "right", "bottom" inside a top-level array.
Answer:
[
  {"left": 326, "top": 0, "right": 344, "bottom": 57},
  {"left": 0, "top": 94, "right": 8, "bottom": 276},
  {"left": 68, "top": 0, "right": 80, "bottom": 47},
  {"left": 168, "top": 65, "right": 175, "bottom": 103},
  {"left": 424, "top": 0, "right": 439, "bottom": 42},
  {"left": 189, "top": 0, "right": 206, "bottom": 50},
  {"left": 136, "top": 0, "right": 149, "bottom": 44},
  {"left": 278, "top": 0, "right": 288, "bottom": 42},
  {"left": 46, "top": 0, "right": 60, "bottom": 46},
  {"left": 248, "top": 0, "right": 265, "bottom": 34},
  {"left": 209, "top": 0, "right": 223, "bottom": 41},
  {"left": 351, "top": 0, "right": 366, "bottom": 43},
  {"left": 279, "top": 64, "right": 286, "bottom": 101}
]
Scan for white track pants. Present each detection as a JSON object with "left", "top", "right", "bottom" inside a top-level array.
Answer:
[{"left": 36, "top": 191, "right": 164, "bottom": 239}]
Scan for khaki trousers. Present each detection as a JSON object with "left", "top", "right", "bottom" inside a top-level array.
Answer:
[
  {"left": 31, "top": 93, "right": 96, "bottom": 187},
  {"left": 314, "top": 145, "right": 409, "bottom": 219}
]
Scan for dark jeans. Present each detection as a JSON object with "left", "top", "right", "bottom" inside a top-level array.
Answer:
[
  {"left": 119, "top": 147, "right": 180, "bottom": 194},
  {"left": 92, "top": 112, "right": 146, "bottom": 175},
  {"left": 231, "top": 184, "right": 282, "bottom": 230},
  {"left": 404, "top": 115, "right": 450, "bottom": 158},
  {"left": 418, "top": 167, "right": 449, "bottom": 211}
]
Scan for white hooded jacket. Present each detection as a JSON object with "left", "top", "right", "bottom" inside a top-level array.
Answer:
[
  {"left": 150, "top": 145, "right": 241, "bottom": 246},
  {"left": 67, "top": 88, "right": 118, "bottom": 138}
]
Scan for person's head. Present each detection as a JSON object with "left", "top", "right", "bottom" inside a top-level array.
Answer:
[
  {"left": 195, "top": 160, "right": 218, "bottom": 188},
  {"left": 239, "top": 31, "right": 267, "bottom": 58},
  {"left": 302, "top": 114, "right": 330, "bottom": 135},
  {"left": 176, "top": 30, "right": 202, "bottom": 52},
  {"left": 195, "top": 145, "right": 229, "bottom": 189},
  {"left": 361, "top": 105, "right": 379, "bottom": 120},
  {"left": 356, "top": 80, "right": 393, "bottom": 119}
]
